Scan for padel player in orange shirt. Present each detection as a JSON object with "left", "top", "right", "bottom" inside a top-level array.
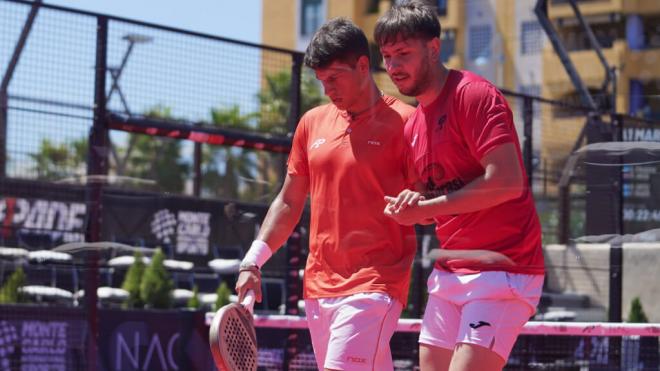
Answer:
[{"left": 235, "top": 18, "right": 417, "bottom": 371}]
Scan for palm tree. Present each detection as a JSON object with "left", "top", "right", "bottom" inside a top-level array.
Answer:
[
  {"left": 257, "top": 69, "right": 325, "bottom": 134},
  {"left": 119, "top": 105, "right": 189, "bottom": 193},
  {"left": 248, "top": 69, "right": 326, "bottom": 202},
  {"left": 202, "top": 105, "right": 258, "bottom": 200},
  {"left": 30, "top": 138, "right": 87, "bottom": 180}
]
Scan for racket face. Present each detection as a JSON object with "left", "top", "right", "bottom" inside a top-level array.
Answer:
[{"left": 209, "top": 303, "right": 257, "bottom": 371}]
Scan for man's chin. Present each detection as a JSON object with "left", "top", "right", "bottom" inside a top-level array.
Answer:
[{"left": 396, "top": 85, "right": 418, "bottom": 97}]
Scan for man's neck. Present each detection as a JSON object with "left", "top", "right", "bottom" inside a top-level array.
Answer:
[
  {"left": 416, "top": 64, "right": 449, "bottom": 107},
  {"left": 346, "top": 82, "right": 382, "bottom": 118}
]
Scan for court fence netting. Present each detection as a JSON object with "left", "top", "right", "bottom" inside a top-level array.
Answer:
[{"left": 2, "top": 0, "right": 660, "bottom": 370}]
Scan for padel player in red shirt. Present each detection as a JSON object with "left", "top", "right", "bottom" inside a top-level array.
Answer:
[{"left": 376, "top": 2, "right": 545, "bottom": 371}]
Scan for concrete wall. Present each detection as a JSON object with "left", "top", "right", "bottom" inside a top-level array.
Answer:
[{"left": 544, "top": 243, "right": 660, "bottom": 322}]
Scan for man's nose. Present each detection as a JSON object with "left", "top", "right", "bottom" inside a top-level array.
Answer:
[{"left": 385, "top": 59, "right": 400, "bottom": 72}]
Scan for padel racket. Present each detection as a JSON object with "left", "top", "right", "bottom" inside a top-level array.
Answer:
[{"left": 209, "top": 290, "right": 257, "bottom": 371}]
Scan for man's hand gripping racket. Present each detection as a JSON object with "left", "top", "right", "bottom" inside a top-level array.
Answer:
[{"left": 209, "top": 290, "right": 258, "bottom": 371}]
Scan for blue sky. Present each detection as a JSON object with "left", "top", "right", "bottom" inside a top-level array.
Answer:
[
  {"left": 43, "top": 0, "right": 262, "bottom": 44},
  {"left": 1, "top": 0, "right": 267, "bottom": 176}
]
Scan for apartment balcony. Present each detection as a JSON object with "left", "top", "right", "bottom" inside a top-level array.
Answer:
[
  {"left": 550, "top": 0, "right": 623, "bottom": 18},
  {"left": 626, "top": 47, "right": 660, "bottom": 82},
  {"left": 622, "top": 0, "right": 660, "bottom": 15},
  {"left": 543, "top": 37, "right": 660, "bottom": 93},
  {"left": 542, "top": 40, "right": 627, "bottom": 96},
  {"left": 362, "top": 0, "right": 463, "bottom": 34},
  {"left": 439, "top": 0, "right": 463, "bottom": 31},
  {"left": 550, "top": 0, "right": 660, "bottom": 18}
]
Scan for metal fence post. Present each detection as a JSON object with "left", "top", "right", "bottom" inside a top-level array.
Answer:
[
  {"left": 0, "top": 93, "right": 6, "bottom": 178},
  {"left": 288, "top": 53, "right": 303, "bottom": 134},
  {"left": 193, "top": 141, "right": 202, "bottom": 196},
  {"left": 558, "top": 185, "right": 570, "bottom": 244},
  {"left": 85, "top": 15, "right": 110, "bottom": 371},
  {"left": 0, "top": 0, "right": 42, "bottom": 178},
  {"left": 609, "top": 113, "right": 624, "bottom": 324},
  {"left": 523, "top": 96, "right": 534, "bottom": 188},
  {"left": 284, "top": 226, "right": 303, "bottom": 371}
]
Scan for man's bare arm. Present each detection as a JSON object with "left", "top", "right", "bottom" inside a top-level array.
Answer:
[
  {"left": 235, "top": 173, "right": 309, "bottom": 302},
  {"left": 385, "top": 142, "right": 524, "bottom": 224},
  {"left": 257, "top": 173, "right": 310, "bottom": 251}
]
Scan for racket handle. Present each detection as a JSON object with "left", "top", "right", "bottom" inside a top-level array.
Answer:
[{"left": 242, "top": 290, "right": 256, "bottom": 314}]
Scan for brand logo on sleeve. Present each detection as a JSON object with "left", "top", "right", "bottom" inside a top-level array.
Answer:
[
  {"left": 411, "top": 133, "right": 418, "bottom": 147},
  {"left": 310, "top": 138, "right": 326, "bottom": 149}
]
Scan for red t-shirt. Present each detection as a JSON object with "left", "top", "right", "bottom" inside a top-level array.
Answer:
[
  {"left": 288, "top": 96, "right": 418, "bottom": 304},
  {"left": 405, "top": 70, "right": 544, "bottom": 274}
]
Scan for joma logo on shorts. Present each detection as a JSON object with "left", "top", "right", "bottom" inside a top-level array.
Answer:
[
  {"left": 346, "top": 356, "right": 367, "bottom": 364},
  {"left": 469, "top": 321, "right": 491, "bottom": 329}
]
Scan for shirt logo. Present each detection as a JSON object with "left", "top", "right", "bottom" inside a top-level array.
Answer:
[
  {"left": 346, "top": 356, "right": 367, "bottom": 364},
  {"left": 310, "top": 138, "right": 326, "bottom": 150},
  {"left": 367, "top": 140, "right": 381, "bottom": 146},
  {"left": 436, "top": 114, "right": 447, "bottom": 131},
  {"left": 469, "top": 321, "right": 491, "bottom": 329}
]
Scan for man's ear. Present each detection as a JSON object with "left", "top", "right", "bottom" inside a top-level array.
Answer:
[
  {"left": 356, "top": 55, "right": 371, "bottom": 73},
  {"left": 427, "top": 37, "right": 441, "bottom": 62}
]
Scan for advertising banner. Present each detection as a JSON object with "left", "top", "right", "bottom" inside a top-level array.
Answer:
[
  {"left": 97, "top": 309, "right": 213, "bottom": 371},
  {"left": 0, "top": 306, "right": 87, "bottom": 371}
]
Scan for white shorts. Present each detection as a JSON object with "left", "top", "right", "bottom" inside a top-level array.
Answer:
[
  {"left": 305, "top": 292, "right": 403, "bottom": 371},
  {"left": 419, "top": 269, "right": 544, "bottom": 361}
]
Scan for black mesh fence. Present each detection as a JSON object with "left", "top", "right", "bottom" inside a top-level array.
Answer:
[
  {"left": 1, "top": 1, "right": 95, "bottom": 180},
  {"left": 2, "top": 0, "right": 660, "bottom": 370}
]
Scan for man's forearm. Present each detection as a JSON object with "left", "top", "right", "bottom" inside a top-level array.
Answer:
[
  {"left": 419, "top": 175, "right": 520, "bottom": 217},
  {"left": 256, "top": 196, "right": 306, "bottom": 252}
]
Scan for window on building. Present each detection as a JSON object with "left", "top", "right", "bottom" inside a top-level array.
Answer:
[
  {"left": 469, "top": 25, "right": 492, "bottom": 60},
  {"left": 301, "top": 0, "right": 323, "bottom": 37},
  {"left": 366, "top": 0, "right": 380, "bottom": 14},
  {"left": 440, "top": 30, "right": 455, "bottom": 63},
  {"left": 437, "top": 0, "right": 448, "bottom": 16},
  {"left": 643, "top": 16, "right": 660, "bottom": 49},
  {"left": 390, "top": 0, "right": 447, "bottom": 15},
  {"left": 521, "top": 21, "right": 543, "bottom": 55}
]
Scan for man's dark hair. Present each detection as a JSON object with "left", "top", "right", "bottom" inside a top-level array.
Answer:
[
  {"left": 374, "top": 0, "right": 441, "bottom": 46},
  {"left": 304, "top": 17, "right": 370, "bottom": 69}
]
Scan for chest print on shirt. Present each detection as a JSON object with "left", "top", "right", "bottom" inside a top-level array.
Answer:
[
  {"left": 310, "top": 138, "right": 326, "bottom": 150},
  {"left": 435, "top": 114, "right": 447, "bottom": 132},
  {"left": 421, "top": 162, "right": 465, "bottom": 199}
]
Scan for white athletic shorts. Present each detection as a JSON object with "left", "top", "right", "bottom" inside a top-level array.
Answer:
[
  {"left": 419, "top": 269, "right": 544, "bottom": 361},
  {"left": 305, "top": 292, "right": 403, "bottom": 370}
]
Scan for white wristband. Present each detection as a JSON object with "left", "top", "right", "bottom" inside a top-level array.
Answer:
[{"left": 242, "top": 240, "right": 273, "bottom": 269}]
